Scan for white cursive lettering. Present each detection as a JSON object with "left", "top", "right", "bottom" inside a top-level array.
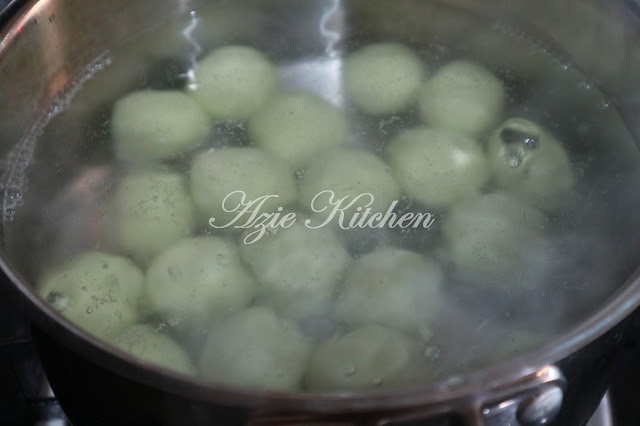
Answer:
[{"left": 207, "top": 190, "right": 436, "bottom": 243}]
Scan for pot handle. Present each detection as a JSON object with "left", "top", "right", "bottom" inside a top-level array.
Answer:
[
  {"left": 251, "top": 366, "right": 565, "bottom": 426},
  {"left": 373, "top": 366, "right": 565, "bottom": 426},
  {"left": 379, "top": 366, "right": 565, "bottom": 426}
]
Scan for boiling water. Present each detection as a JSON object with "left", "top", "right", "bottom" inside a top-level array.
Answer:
[{"left": 5, "top": 1, "right": 640, "bottom": 392}]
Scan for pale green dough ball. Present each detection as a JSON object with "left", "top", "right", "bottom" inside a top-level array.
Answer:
[
  {"left": 418, "top": 59, "right": 506, "bottom": 137},
  {"left": 199, "top": 307, "right": 312, "bottom": 391},
  {"left": 442, "top": 192, "right": 548, "bottom": 282},
  {"left": 38, "top": 251, "right": 144, "bottom": 340},
  {"left": 111, "top": 90, "right": 210, "bottom": 162},
  {"left": 111, "top": 324, "right": 195, "bottom": 376},
  {"left": 299, "top": 148, "right": 401, "bottom": 227},
  {"left": 239, "top": 220, "right": 350, "bottom": 319},
  {"left": 335, "top": 248, "right": 443, "bottom": 333},
  {"left": 145, "top": 236, "right": 255, "bottom": 323},
  {"left": 189, "top": 46, "right": 278, "bottom": 121},
  {"left": 487, "top": 118, "right": 576, "bottom": 212},
  {"left": 109, "top": 171, "right": 196, "bottom": 264},
  {"left": 305, "top": 325, "right": 428, "bottom": 391},
  {"left": 387, "top": 127, "right": 490, "bottom": 208},
  {"left": 190, "top": 148, "right": 297, "bottom": 229},
  {"left": 344, "top": 43, "right": 427, "bottom": 115},
  {"left": 248, "top": 92, "right": 348, "bottom": 169}
]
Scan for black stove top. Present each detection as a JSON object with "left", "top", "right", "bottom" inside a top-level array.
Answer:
[{"left": 0, "top": 278, "right": 68, "bottom": 425}]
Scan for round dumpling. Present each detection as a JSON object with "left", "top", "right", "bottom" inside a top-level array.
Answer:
[
  {"left": 111, "top": 90, "right": 210, "bottom": 162},
  {"left": 189, "top": 46, "right": 278, "bottom": 121},
  {"left": 344, "top": 43, "right": 427, "bottom": 115},
  {"left": 248, "top": 92, "right": 348, "bottom": 169},
  {"left": 299, "top": 148, "right": 401, "bottom": 227},
  {"left": 335, "top": 248, "right": 444, "bottom": 333},
  {"left": 108, "top": 170, "right": 196, "bottom": 264},
  {"left": 38, "top": 251, "right": 144, "bottom": 340},
  {"left": 442, "top": 192, "right": 548, "bottom": 283},
  {"left": 144, "top": 237, "right": 255, "bottom": 323},
  {"left": 487, "top": 118, "right": 575, "bottom": 212},
  {"left": 111, "top": 324, "right": 195, "bottom": 375},
  {"left": 418, "top": 60, "right": 506, "bottom": 137},
  {"left": 305, "top": 325, "right": 429, "bottom": 391},
  {"left": 387, "top": 127, "right": 490, "bottom": 208},
  {"left": 239, "top": 220, "right": 350, "bottom": 319},
  {"left": 190, "top": 148, "right": 297, "bottom": 228},
  {"left": 199, "top": 307, "right": 311, "bottom": 391}
]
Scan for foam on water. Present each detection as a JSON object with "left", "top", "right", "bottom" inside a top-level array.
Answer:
[{"left": 0, "top": 52, "right": 113, "bottom": 224}]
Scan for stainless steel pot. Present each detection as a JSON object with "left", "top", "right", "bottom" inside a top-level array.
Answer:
[{"left": 2, "top": 0, "right": 640, "bottom": 425}]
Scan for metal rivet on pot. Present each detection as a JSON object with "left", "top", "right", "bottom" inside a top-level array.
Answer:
[{"left": 516, "top": 385, "right": 564, "bottom": 425}]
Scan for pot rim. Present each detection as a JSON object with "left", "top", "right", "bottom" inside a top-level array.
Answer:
[{"left": 2, "top": 0, "right": 640, "bottom": 415}]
